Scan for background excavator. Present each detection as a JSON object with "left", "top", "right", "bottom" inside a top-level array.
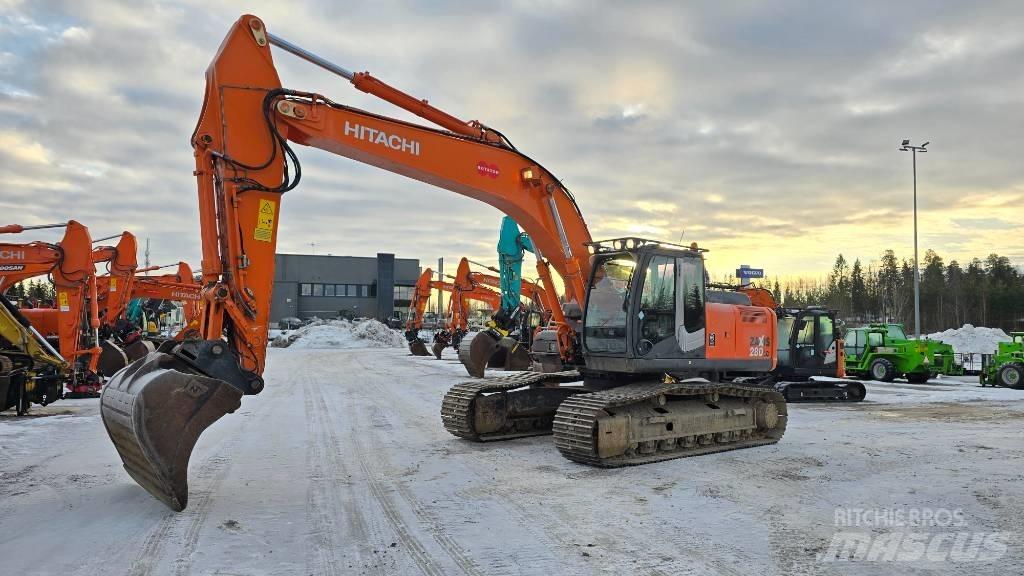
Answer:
[
  {"left": 101, "top": 15, "right": 786, "bottom": 511},
  {"left": 454, "top": 258, "right": 552, "bottom": 374},
  {"left": 432, "top": 259, "right": 503, "bottom": 359},
  {"left": 0, "top": 221, "right": 104, "bottom": 396},
  {"left": 128, "top": 262, "right": 203, "bottom": 343},
  {"left": 717, "top": 284, "right": 866, "bottom": 402},
  {"left": 97, "top": 260, "right": 203, "bottom": 374},
  {"left": 405, "top": 268, "right": 454, "bottom": 356},
  {"left": 92, "top": 232, "right": 140, "bottom": 376},
  {"left": 461, "top": 216, "right": 557, "bottom": 376}
]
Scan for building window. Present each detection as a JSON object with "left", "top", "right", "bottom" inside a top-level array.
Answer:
[
  {"left": 361, "top": 285, "right": 369, "bottom": 297},
  {"left": 324, "top": 284, "right": 335, "bottom": 297},
  {"left": 300, "top": 283, "right": 312, "bottom": 296},
  {"left": 345, "top": 284, "right": 355, "bottom": 297},
  {"left": 393, "top": 285, "right": 414, "bottom": 300},
  {"left": 312, "top": 283, "right": 323, "bottom": 296}
]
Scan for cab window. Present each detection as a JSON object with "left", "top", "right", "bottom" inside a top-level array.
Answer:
[
  {"left": 584, "top": 255, "right": 636, "bottom": 353},
  {"left": 886, "top": 325, "right": 907, "bottom": 340},
  {"left": 638, "top": 256, "right": 675, "bottom": 348}
]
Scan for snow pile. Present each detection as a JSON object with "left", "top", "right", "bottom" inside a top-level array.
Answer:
[
  {"left": 925, "top": 324, "right": 1011, "bottom": 355},
  {"left": 271, "top": 318, "right": 406, "bottom": 349}
]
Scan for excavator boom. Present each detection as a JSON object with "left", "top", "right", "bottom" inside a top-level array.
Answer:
[{"left": 0, "top": 221, "right": 103, "bottom": 395}]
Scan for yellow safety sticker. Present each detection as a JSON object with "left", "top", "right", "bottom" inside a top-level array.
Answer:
[
  {"left": 109, "top": 277, "right": 118, "bottom": 292},
  {"left": 58, "top": 291, "right": 69, "bottom": 312},
  {"left": 254, "top": 199, "right": 276, "bottom": 242}
]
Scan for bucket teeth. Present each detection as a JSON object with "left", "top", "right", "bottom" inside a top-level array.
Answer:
[{"left": 100, "top": 352, "right": 242, "bottom": 511}]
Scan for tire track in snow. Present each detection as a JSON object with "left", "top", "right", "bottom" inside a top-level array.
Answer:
[
  {"left": 351, "top": 353, "right": 756, "bottom": 576},
  {"left": 127, "top": 446, "right": 239, "bottom": 576},
  {"left": 127, "top": 385, "right": 278, "bottom": 576},
  {"left": 307, "top": 375, "right": 448, "bottom": 576},
  {"left": 302, "top": 377, "right": 385, "bottom": 576},
  {"left": 347, "top": 354, "right": 577, "bottom": 576}
]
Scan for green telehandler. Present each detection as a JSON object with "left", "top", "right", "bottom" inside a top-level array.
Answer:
[
  {"left": 844, "top": 323, "right": 963, "bottom": 383},
  {"left": 979, "top": 332, "right": 1024, "bottom": 388}
]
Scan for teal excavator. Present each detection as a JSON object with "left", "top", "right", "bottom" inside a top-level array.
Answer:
[{"left": 461, "top": 217, "right": 540, "bottom": 377}]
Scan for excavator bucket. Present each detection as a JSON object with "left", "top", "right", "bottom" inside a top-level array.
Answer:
[
  {"left": 459, "top": 331, "right": 501, "bottom": 378},
  {"left": 98, "top": 339, "right": 129, "bottom": 377},
  {"left": 100, "top": 352, "right": 242, "bottom": 511},
  {"left": 409, "top": 338, "right": 429, "bottom": 356},
  {"left": 431, "top": 340, "right": 446, "bottom": 359},
  {"left": 500, "top": 337, "right": 533, "bottom": 371},
  {"left": 124, "top": 339, "right": 156, "bottom": 362}
]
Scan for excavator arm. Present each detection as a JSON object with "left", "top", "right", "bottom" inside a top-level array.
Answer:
[
  {"left": 93, "top": 232, "right": 139, "bottom": 328},
  {"left": 0, "top": 222, "right": 102, "bottom": 394},
  {"left": 102, "top": 14, "right": 595, "bottom": 511}
]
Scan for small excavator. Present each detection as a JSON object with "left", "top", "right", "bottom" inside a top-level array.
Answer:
[
  {"left": 101, "top": 15, "right": 786, "bottom": 511},
  {"left": 0, "top": 221, "right": 104, "bottom": 396},
  {"left": 717, "top": 284, "right": 866, "bottom": 402}
]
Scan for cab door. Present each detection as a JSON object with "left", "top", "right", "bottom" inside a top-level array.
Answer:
[{"left": 674, "top": 253, "right": 705, "bottom": 357}]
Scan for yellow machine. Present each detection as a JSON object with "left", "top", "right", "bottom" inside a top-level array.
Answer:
[{"left": 1, "top": 296, "right": 69, "bottom": 414}]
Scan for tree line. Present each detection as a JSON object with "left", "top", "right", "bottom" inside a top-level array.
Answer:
[
  {"left": 765, "top": 250, "right": 1024, "bottom": 333},
  {"left": 5, "top": 279, "right": 56, "bottom": 306}
]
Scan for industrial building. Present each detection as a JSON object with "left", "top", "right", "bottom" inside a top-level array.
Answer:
[{"left": 270, "top": 253, "right": 420, "bottom": 324}]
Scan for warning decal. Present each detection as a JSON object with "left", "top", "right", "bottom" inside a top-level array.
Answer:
[
  {"left": 109, "top": 277, "right": 118, "bottom": 292},
  {"left": 58, "top": 291, "right": 70, "bottom": 312},
  {"left": 254, "top": 199, "right": 276, "bottom": 242}
]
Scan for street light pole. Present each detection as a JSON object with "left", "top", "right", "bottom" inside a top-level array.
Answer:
[{"left": 899, "top": 139, "right": 929, "bottom": 339}]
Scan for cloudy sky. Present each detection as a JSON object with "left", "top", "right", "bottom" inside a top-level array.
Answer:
[{"left": 2, "top": 0, "right": 1022, "bottom": 282}]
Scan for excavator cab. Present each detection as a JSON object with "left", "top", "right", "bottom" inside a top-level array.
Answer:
[{"left": 580, "top": 238, "right": 774, "bottom": 378}]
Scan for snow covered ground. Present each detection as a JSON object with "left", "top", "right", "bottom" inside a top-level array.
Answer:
[{"left": 1, "top": 348, "right": 1023, "bottom": 575}]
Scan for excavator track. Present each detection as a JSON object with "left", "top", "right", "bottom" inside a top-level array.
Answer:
[
  {"left": 441, "top": 370, "right": 582, "bottom": 441},
  {"left": 552, "top": 381, "right": 787, "bottom": 467}
]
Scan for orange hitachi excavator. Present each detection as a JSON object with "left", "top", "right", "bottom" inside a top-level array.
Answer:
[
  {"left": 92, "top": 232, "right": 140, "bottom": 376},
  {"left": 129, "top": 262, "right": 203, "bottom": 343},
  {"left": 0, "top": 221, "right": 104, "bottom": 396},
  {"left": 101, "top": 15, "right": 786, "bottom": 511},
  {"left": 431, "top": 259, "right": 504, "bottom": 360},
  {"left": 97, "top": 260, "right": 203, "bottom": 373},
  {"left": 405, "top": 268, "right": 454, "bottom": 356}
]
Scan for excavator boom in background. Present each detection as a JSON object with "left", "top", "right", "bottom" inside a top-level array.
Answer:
[
  {"left": 0, "top": 221, "right": 104, "bottom": 397},
  {"left": 97, "top": 259, "right": 202, "bottom": 373},
  {"left": 101, "top": 15, "right": 786, "bottom": 511},
  {"left": 405, "top": 268, "right": 455, "bottom": 356},
  {"left": 431, "top": 260, "right": 503, "bottom": 359}
]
